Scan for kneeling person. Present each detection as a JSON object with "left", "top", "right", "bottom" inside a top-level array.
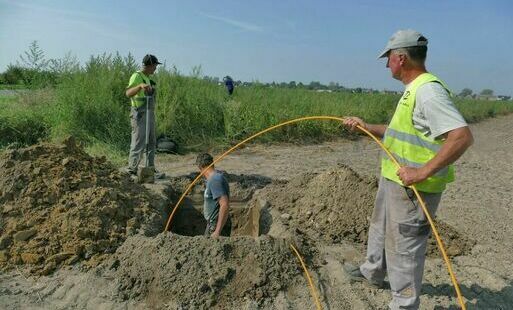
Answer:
[{"left": 196, "top": 153, "right": 231, "bottom": 238}]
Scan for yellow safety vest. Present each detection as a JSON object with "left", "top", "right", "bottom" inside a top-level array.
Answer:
[
  {"left": 128, "top": 71, "right": 154, "bottom": 108},
  {"left": 381, "top": 73, "right": 455, "bottom": 193}
]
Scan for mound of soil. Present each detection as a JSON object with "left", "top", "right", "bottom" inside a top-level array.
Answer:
[
  {"left": 108, "top": 233, "right": 302, "bottom": 309},
  {"left": 0, "top": 138, "right": 166, "bottom": 275},
  {"left": 256, "top": 164, "right": 474, "bottom": 257}
]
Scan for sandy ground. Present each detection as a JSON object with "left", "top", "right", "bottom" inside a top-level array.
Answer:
[{"left": 1, "top": 114, "right": 513, "bottom": 309}]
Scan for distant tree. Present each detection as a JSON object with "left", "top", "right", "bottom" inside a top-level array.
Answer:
[
  {"left": 203, "top": 75, "right": 220, "bottom": 84},
  {"left": 1, "top": 65, "right": 25, "bottom": 84},
  {"left": 48, "top": 51, "right": 80, "bottom": 75},
  {"left": 288, "top": 81, "right": 297, "bottom": 88},
  {"left": 18, "top": 40, "right": 49, "bottom": 71},
  {"left": 328, "top": 81, "right": 339, "bottom": 91},
  {"left": 308, "top": 81, "right": 322, "bottom": 90},
  {"left": 459, "top": 88, "right": 473, "bottom": 97},
  {"left": 480, "top": 89, "right": 494, "bottom": 96}
]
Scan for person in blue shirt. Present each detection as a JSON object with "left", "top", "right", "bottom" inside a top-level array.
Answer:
[
  {"left": 196, "top": 153, "right": 231, "bottom": 238},
  {"left": 223, "top": 75, "right": 234, "bottom": 95}
]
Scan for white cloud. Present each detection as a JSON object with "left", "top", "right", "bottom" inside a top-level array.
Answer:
[{"left": 199, "top": 12, "right": 263, "bottom": 33}]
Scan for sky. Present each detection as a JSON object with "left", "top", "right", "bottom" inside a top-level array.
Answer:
[{"left": 1, "top": 0, "right": 512, "bottom": 95}]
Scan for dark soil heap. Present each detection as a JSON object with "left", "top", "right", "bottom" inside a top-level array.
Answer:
[
  {"left": 257, "top": 164, "right": 474, "bottom": 257},
  {"left": 0, "top": 138, "right": 166, "bottom": 275},
  {"left": 109, "top": 233, "right": 302, "bottom": 309}
]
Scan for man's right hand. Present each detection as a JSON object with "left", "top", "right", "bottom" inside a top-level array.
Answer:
[
  {"left": 139, "top": 83, "right": 152, "bottom": 93},
  {"left": 342, "top": 117, "right": 367, "bottom": 132}
]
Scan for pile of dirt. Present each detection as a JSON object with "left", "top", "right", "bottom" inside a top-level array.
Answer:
[
  {"left": 255, "top": 164, "right": 474, "bottom": 257},
  {"left": 107, "top": 233, "right": 303, "bottom": 309},
  {"left": 0, "top": 138, "right": 166, "bottom": 275}
]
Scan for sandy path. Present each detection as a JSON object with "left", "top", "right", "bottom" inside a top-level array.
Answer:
[{"left": 2, "top": 114, "right": 512, "bottom": 309}]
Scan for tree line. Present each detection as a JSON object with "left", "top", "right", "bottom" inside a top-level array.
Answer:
[{"left": 0, "top": 41, "right": 501, "bottom": 97}]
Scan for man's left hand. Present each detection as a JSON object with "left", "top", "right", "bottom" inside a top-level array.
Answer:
[
  {"left": 211, "top": 231, "right": 220, "bottom": 239},
  {"left": 396, "top": 166, "right": 429, "bottom": 186}
]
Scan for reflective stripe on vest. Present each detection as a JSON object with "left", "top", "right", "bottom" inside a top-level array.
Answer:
[
  {"left": 380, "top": 151, "right": 449, "bottom": 177},
  {"left": 380, "top": 72, "right": 455, "bottom": 193}
]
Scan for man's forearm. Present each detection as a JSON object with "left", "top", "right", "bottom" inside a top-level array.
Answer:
[
  {"left": 423, "top": 127, "right": 474, "bottom": 177},
  {"left": 365, "top": 124, "right": 388, "bottom": 138},
  {"left": 215, "top": 196, "right": 229, "bottom": 233},
  {"left": 126, "top": 85, "right": 142, "bottom": 98}
]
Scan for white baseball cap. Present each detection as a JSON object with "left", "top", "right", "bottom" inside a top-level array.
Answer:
[{"left": 378, "top": 29, "right": 428, "bottom": 59}]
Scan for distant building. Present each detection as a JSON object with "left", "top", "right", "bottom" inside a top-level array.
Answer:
[
  {"left": 477, "top": 94, "right": 499, "bottom": 101},
  {"left": 382, "top": 90, "right": 402, "bottom": 95}
]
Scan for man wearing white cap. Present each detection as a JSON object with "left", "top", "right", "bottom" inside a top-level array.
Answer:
[{"left": 342, "top": 30, "right": 474, "bottom": 309}]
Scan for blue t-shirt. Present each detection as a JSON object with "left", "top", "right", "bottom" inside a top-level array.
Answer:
[{"left": 203, "top": 171, "right": 230, "bottom": 224}]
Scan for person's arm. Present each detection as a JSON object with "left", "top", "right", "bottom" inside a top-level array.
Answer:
[
  {"left": 212, "top": 195, "right": 229, "bottom": 238},
  {"left": 126, "top": 83, "right": 151, "bottom": 98},
  {"left": 342, "top": 117, "right": 387, "bottom": 138},
  {"left": 397, "top": 126, "right": 474, "bottom": 186},
  {"left": 125, "top": 73, "right": 152, "bottom": 98}
]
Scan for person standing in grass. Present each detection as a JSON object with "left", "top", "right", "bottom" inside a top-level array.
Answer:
[
  {"left": 125, "top": 54, "right": 164, "bottom": 178},
  {"left": 223, "top": 75, "right": 234, "bottom": 95},
  {"left": 342, "top": 30, "right": 473, "bottom": 309},
  {"left": 196, "top": 153, "right": 231, "bottom": 238}
]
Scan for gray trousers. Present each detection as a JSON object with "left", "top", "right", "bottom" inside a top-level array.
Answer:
[
  {"left": 128, "top": 104, "right": 156, "bottom": 172},
  {"left": 360, "top": 177, "right": 441, "bottom": 310}
]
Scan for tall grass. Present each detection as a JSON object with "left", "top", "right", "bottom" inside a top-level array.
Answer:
[
  {"left": 1, "top": 53, "right": 513, "bottom": 161},
  {"left": 0, "top": 89, "right": 53, "bottom": 148}
]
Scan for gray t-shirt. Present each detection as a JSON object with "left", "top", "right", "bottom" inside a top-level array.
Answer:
[
  {"left": 203, "top": 171, "right": 230, "bottom": 225},
  {"left": 410, "top": 82, "right": 467, "bottom": 139}
]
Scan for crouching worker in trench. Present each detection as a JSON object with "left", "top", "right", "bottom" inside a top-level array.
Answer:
[
  {"left": 342, "top": 29, "right": 473, "bottom": 309},
  {"left": 196, "top": 153, "right": 232, "bottom": 238}
]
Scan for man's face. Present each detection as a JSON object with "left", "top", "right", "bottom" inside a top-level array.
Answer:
[
  {"left": 386, "top": 51, "right": 405, "bottom": 80},
  {"left": 147, "top": 64, "right": 158, "bottom": 74}
]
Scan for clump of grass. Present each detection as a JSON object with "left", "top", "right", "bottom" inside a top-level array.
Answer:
[{"left": 0, "top": 90, "right": 53, "bottom": 148}]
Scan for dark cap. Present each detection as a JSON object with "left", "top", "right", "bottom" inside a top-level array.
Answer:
[{"left": 142, "top": 54, "right": 162, "bottom": 66}]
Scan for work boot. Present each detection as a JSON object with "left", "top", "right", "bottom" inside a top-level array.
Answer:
[
  {"left": 123, "top": 167, "right": 137, "bottom": 176},
  {"left": 154, "top": 169, "right": 166, "bottom": 179},
  {"left": 343, "top": 263, "right": 387, "bottom": 289}
]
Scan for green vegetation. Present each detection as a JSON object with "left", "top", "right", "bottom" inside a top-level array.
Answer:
[{"left": 2, "top": 47, "right": 513, "bottom": 164}]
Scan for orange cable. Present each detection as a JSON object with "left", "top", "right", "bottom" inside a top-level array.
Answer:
[{"left": 290, "top": 243, "right": 322, "bottom": 310}]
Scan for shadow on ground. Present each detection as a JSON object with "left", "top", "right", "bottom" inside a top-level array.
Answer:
[{"left": 424, "top": 280, "right": 513, "bottom": 309}]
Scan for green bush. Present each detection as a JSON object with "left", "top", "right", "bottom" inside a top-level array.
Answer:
[
  {"left": 0, "top": 91, "right": 52, "bottom": 148},
  {"left": 48, "top": 53, "right": 137, "bottom": 150}
]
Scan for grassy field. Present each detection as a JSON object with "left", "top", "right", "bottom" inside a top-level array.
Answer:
[{"left": 1, "top": 55, "right": 512, "bottom": 165}]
